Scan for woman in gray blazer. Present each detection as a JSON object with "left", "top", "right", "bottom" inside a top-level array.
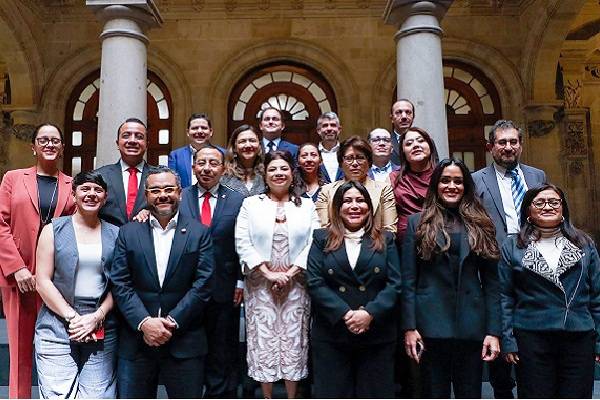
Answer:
[{"left": 35, "top": 171, "right": 119, "bottom": 398}]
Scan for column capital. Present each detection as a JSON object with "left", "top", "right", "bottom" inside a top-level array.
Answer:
[
  {"left": 87, "top": 1, "right": 163, "bottom": 44},
  {"left": 522, "top": 102, "right": 563, "bottom": 138},
  {"left": 383, "top": 0, "right": 453, "bottom": 38}
]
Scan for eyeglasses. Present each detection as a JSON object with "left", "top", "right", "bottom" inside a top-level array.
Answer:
[
  {"left": 342, "top": 155, "right": 368, "bottom": 165},
  {"left": 36, "top": 137, "right": 62, "bottom": 146},
  {"left": 370, "top": 137, "right": 391, "bottom": 144},
  {"left": 195, "top": 159, "right": 222, "bottom": 167},
  {"left": 531, "top": 198, "right": 562, "bottom": 209},
  {"left": 145, "top": 186, "right": 178, "bottom": 196}
]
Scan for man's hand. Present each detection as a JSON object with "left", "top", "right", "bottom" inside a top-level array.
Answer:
[
  {"left": 132, "top": 209, "right": 150, "bottom": 223},
  {"left": 481, "top": 335, "right": 501, "bottom": 362},
  {"left": 140, "top": 317, "right": 173, "bottom": 346},
  {"left": 233, "top": 288, "right": 243, "bottom": 306},
  {"left": 13, "top": 267, "right": 35, "bottom": 293}
]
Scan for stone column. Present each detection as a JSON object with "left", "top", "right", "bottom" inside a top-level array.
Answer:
[
  {"left": 384, "top": 0, "right": 453, "bottom": 158},
  {"left": 87, "top": 0, "right": 162, "bottom": 166}
]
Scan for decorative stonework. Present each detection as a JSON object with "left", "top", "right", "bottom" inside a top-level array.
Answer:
[
  {"left": 527, "top": 120, "right": 555, "bottom": 137},
  {"left": 564, "top": 80, "right": 582, "bottom": 109},
  {"left": 258, "top": 0, "right": 270, "bottom": 9},
  {"left": 224, "top": 0, "right": 237, "bottom": 11},
  {"left": 356, "top": 0, "right": 370, "bottom": 8},
  {"left": 190, "top": 0, "right": 204, "bottom": 10},
  {"left": 324, "top": 0, "right": 336, "bottom": 9},
  {"left": 568, "top": 160, "right": 584, "bottom": 176},
  {"left": 11, "top": 124, "right": 36, "bottom": 142},
  {"left": 564, "top": 121, "right": 587, "bottom": 156},
  {"left": 584, "top": 64, "right": 600, "bottom": 80},
  {"left": 290, "top": 0, "right": 303, "bottom": 9}
]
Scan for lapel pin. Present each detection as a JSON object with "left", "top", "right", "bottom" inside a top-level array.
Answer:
[
  {"left": 221, "top": 194, "right": 226, "bottom": 198},
  {"left": 181, "top": 228, "right": 187, "bottom": 234}
]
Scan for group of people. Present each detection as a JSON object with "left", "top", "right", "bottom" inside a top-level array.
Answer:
[{"left": 0, "top": 99, "right": 598, "bottom": 399}]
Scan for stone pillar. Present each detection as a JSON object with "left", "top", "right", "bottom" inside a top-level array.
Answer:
[
  {"left": 384, "top": 0, "right": 453, "bottom": 158},
  {"left": 87, "top": 0, "right": 162, "bottom": 166}
]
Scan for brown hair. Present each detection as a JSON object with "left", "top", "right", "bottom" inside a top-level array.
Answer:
[
  {"left": 325, "top": 181, "right": 385, "bottom": 252},
  {"left": 224, "top": 124, "right": 264, "bottom": 180},
  {"left": 336, "top": 136, "right": 373, "bottom": 167},
  {"left": 416, "top": 158, "right": 499, "bottom": 261}
]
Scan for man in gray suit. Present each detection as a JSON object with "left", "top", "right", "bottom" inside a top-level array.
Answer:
[{"left": 472, "top": 119, "right": 547, "bottom": 399}]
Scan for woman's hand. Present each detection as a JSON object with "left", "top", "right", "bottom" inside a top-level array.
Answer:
[
  {"left": 132, "top": 209, "right": 150, "bottom": 223},
  {"left": 595, "top": 354, "right": 600, "bottom": 363},
  {"left": 481, "top": 335, "right": 501, "bottom": 361},
  {"left": 505, "top": 352, "right": 519, "bottom": 365},
  {"left": 259, "top": 264, "right": 289, "bottom": 286},
  {"left": 344, "top": 309, "right": 373, "bottom": 334},
  {"left": 68, "top": 312, "right": 101, "bottom": 342},
  {"left": 405, "top": 329, "right": 425, "bottom": 363},
  {"left": 285, "top": 266, "right": 301, "bottom": 278},
  {"left": 13, "top": 268, "right": 36, "bottom": 293}
]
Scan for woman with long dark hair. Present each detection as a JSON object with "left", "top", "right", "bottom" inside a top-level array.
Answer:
[
  {"left": 401, "top": 158, "right": 501, "bottom": 398},
  {"left": 499, "top": 183, "right": 600, "bottom": 398},
  {"left": 221, "top": 124, "right": 265, "bottom": 196},
  {"left": 296, "top": 142, "right": 326, "bottom": 202},
  {"left": 307, "top": 181, "right": 402, "bottom": 398}
]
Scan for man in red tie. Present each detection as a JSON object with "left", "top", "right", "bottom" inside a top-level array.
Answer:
[{"left": 96, "top": 118, "right": 154, "bottom": 226}]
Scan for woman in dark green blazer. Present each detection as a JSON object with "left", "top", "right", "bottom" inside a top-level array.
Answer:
[
  {"left": 401, "top": 158, "right": 502, "bottom": 398},
  {"left": 307, "top": 181, "right": 402, "bottom": 398}
]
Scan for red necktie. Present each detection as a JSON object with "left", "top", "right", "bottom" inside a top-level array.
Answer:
[
  {"left": 201, "top": 192, "right": 212, "bottom": 226},
  {"left": 126, "top": 167, "right": 138, "bottom": 219}
]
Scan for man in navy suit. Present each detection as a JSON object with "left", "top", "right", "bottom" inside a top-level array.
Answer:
[
  {"left": 95, "top": 118, "right": 154, "bottom": 227},
  {"left": 472, "top": 119, "right": 547, "bottom": 399},
  {"left": 111, "top": 166, "right": 214, "bottom": 398},
  {"left": 259, "top": 107, "right": 298, "bottom": 158},
  {"left": 368, "top": 128, "right": 399, "bottom": 182},
  {"left": 317, "top": 111, "right": 344, "bottom": 183},
  {"left": 390, "top": 99, "right": 415, "bottom": 165},
  {"left": 168, "top": 113, "right": 226, "bottom": 188},
  {"left": 179, "top": 144, "right": 245, "bottom": 398}
]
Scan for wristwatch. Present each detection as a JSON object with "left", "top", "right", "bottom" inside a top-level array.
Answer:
[{"left": 64, "top": 310, "right": 77, "bottom": 323}]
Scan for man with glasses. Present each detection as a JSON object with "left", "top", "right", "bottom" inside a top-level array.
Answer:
[
  {"left": 472, "top": 119, "right": 547, "bottom": 399},
  {"left": 367, "top": 128, "right": 398, "bottom": 182},
  {"left": 179, "top": 144, "right": 245, "bottom": 398},
  {"left": 317, "top": 111, "right": 344, "bottom": 183}
]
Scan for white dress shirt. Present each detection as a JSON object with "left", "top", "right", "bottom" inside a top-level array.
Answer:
[
  {"left": 197, "top": 183, "right": 219, "bottom": 219},
  {"left": 262, "top": 137, "right": 281, "bottom": 152},
  {"left": 344, "top": 228, "right": 364, "bottom": 270},
  {"left": 370, "top": 161, "right": 394, "bottom": 182},
  {"left": 119, "top": 159, "right": 144, "bottom": 194},
  {"left": 149, "top": 212, "right": 178, "bottom": 287},
  {"left": 493, "top": 163, "right": 528, "bottom": 235},
  {"left": 319, "top": 142, "right": 340, "bottom": 182},
  {"left": 190, "top": 145, "right": 198, "bottom": 186}
]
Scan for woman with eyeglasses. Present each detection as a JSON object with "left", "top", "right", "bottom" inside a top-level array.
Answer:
[
  {"left": 221, "top": 124, "right": 266, "bottom": 197},
  {"left": 0, "top": 123, "right": 76, "bottom": 398},
  {"left": 499, "top": 183, "right": 600, "bottom": 398},
  {"left": 402, "top": 158, "right": 501, "bottom": 398},
  {"left": 296, "top": 142, "right": 326, "bottom": 202},
  {"left": 316, "top": 136, "right": 397, "bottom": 233}
]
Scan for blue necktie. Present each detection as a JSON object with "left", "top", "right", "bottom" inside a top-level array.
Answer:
[
  {"left": 508, "top": 168, "right": 526, "bottom": 221},
  {"left": 267, "top": 141, "right": 275, "bottom": 153}
]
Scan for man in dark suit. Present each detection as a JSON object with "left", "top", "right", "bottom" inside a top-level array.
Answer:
[
  {"left": 472, "top": 119, "right": 547, "bottom": 399},
  {"left": 259, "top": 107, "right": 298, "bottom": 158},
  {"left": 316, "top": 111, "right": 344, "bottom": 183},
  {"left": 111, "top": 166, "right": 214, "bottom": 398},
  {"left": 168, "top": 113, "right": 226, "bottom": 188},
  {"left": 95, "top": 118, "right": 154, "bottom": 226},
  {"left": 179, "top": 144, "right": 245, "bottom": 398},
  {"left": 390, "top": 99, "right": 415, "bottom": 165}
]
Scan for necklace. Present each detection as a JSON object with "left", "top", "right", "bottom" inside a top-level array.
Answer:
[{"left": 38, "top": 176, "right": 59, "bottom": 225}]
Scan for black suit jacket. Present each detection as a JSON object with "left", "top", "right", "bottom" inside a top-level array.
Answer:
[
  {"left": 110, "top": 215, "right": 214, "bottom": 360},
  {"left": 400, "top": 213, "right": 501, "bottom": 340},
  {"left": 391, "top": 130, "right": 401, "bottom": 166},
  {"left": 179, "top": 184, "right": 244, "bottom": 303},
  {"left": 307, "top": 229, "right": 402, "bottom": 345}
]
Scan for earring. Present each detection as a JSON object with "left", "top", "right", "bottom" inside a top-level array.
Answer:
[
  {"left": 561, "top": 216, "right": 565, "bottom": 223},
  {"left": 526, "top": 216, "right": 531, "bottom": 223},
  {"left": 33, "top": 151, "right": 37, "bottom": 156}
]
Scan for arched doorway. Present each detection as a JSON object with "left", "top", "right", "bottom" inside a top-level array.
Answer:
[
  {"left": 64, "top": 69, "right": 173, "bottom": 175},
  {"left": 228, "top": 62, "right": 337, "bottom": 145}
]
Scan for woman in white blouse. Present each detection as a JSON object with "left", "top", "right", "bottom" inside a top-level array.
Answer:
[{"left": 235, "top": 150, "right": 320, "bottom": 399}]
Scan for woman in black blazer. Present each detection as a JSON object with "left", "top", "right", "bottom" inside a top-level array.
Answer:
[
  {"left": 307, "top": 180, "right": 402, "bottom": 398},
  {"left": 499, "top": 183, "right": 600, "bottom": 398},
  {"left": 401, "top": 158, "right": 501, "bottom": 398}
]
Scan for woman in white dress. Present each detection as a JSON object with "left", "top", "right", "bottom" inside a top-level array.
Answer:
[{"left": 235, "top": 150, "right": 320, "bottom": 399}]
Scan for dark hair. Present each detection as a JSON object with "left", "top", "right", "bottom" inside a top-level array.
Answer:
[
  {"left": 416, "top": 158, "right": 499, "bottom": 260},
  {"left": 264, "top": 150, "right": 303, "bottom": 207},
  {"left": 259, "top": 107, "right": 284, "bottom": 122},
  {"left": 117, "top": 118, "right": 146, "bottom": 139},
  {"left": 488, "top": 119, "right": 523, "bottom": 145},
  {"left": 517, "top": 183, "right": 592, "bottom": 249},
  {"left": 325, "top": 181, "right": 384, "bottom": 252},
  {"left": 295, "top": 142, "right": 326, "bottom": 188},
  {"left": 337, "top": 136, "right": 373, "bottom": 167},
  {"left": 144, "top": 165, "right": 181, "bottom": 188},
  {"left": 391, "top": 98, "right": 416, "bottom": 121},
  {"left": 194, "top": 143, "right": 225, "bottom": 163},
  {"left": 224, "top": 124, "right": 264, "bottom": 180},
  {"left": 394, "top": 126, "right": 439, "bottom": 179},
  {"left": 72, "top": 171, "right": 107, "bottom": 192},
  {"left": 31, "top": 123, "right": 64, "bottom": 144},
  {"left": 187, "top": 112, "right": 212, "bottom": 129}
]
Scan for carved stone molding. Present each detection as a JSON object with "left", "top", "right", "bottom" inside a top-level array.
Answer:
[
  {"left": 564, "top": 121, "right": 587, "bottom": 156},
  {"left": 585, "top": 64, "right": 600, "bottom": 80},
  {"left": 356, "top": 0, "right": 370, "bottom": 8},
  {"left": 11, "top": 124, "right": 36, "bottom": 142},
  {"left": 568, "top": 160, "right": 584, "bottom": 176},
  {"left": 564, "top": 80, "right": 582, "bottom": 109},
  {"left": 290, "top": 0, "right": 303, "bottom": 8},
  {"left": 190, "top": 0, "right": 204, "bottom": 10},
  {"left": 258, "top": 0, "right": 270, "bottom": 9},
  {"left": 224, "top": 0, "right": 237, "bottom": 11},
  {"left": 527, "top": 120, "right": 555, "bottom": 137}
]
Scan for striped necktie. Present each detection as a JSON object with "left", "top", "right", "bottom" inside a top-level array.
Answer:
[{"left": 508, "top": 168, "right": 525, "bottom": 221}]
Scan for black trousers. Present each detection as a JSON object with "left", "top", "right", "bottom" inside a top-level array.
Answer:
[
  {"left": 488, "top": 355, "right": 515, "bottom": 398},
  {"left": 514, "top": 329, "right": 595, "bottom": 399},
  {"left": 420, "top": 338, "right": 483, "bottom": 399},
  {"left": 312, "top": 340, "right": 395, "bottom": 398},
  {"left": 204, "top": 300, "right": 240, "bottom": 398}
]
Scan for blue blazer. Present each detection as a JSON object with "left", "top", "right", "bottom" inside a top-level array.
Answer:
[
  {"left": 264, "top": 139, "right": 298, "bottom": 159},
  {"left": 319, "top": 164, "right": 344, "bottom": 184},
  {"left": 168, "top": 145, "right": 226, "bottom": 188},
  {"left": 179, "top": 184, "right": 244, "bottom": 303},
  {"left": 110, "top": 215, "right": 215, "bottom": 360}
]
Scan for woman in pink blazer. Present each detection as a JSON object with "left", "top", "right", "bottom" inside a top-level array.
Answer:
[{"left": 0, "top": 123, "right": 76, "bottom": 398}]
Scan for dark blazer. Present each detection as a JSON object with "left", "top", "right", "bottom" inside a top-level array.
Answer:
[
  {"left": 320, "top": 164, "right": 344, "bottom": 184},
  {"left": 391, "top": 130, "right": 401, "bottom": 166},
  {"left": 95, "top": 161, "right": 152, "bottom": 227},
  {"left": 168, "top": 145, "right": 226, "bottom": 188},
  {"left": 472, "top": 163, "right": 546, "bottom": 247},
  {"left": 498, "top": 236, "right": 600, "bottom": 354},
  {"left": 110, "top": 215, "right": 215, "bottom": 360},
  {"left": 264, "top": 139, "right": 298, "bottom": 159},
  {"left": 179, "top": 184, "right": 244, "bottom": 303},
  {"left": 307, "top": 229, "right": 402, "bottom": 345},
  {"left": 400, "top": 213, "right": 501, "bottom": 340}
]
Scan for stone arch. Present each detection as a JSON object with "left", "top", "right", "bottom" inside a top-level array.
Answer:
[{"left": 208, "top": 38, "right": 359, "bottom": 144}]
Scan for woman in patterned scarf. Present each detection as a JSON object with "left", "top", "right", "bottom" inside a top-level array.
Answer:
[{"left": 499, "top": 183, "right": 600, "bottom": 398}]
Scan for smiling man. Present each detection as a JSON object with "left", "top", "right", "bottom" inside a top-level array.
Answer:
[
  {"left": 95, "top": 118, "right": 155, "bottom": 226},
  {"left": 317, "top": 112, "right": 344, "bottom": 183},
  {"left": 368, "top": 128, "right": 398, "bottom": 182},
  {"left": 259, "top": 107, "right": 298, "bottom": 158}
]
